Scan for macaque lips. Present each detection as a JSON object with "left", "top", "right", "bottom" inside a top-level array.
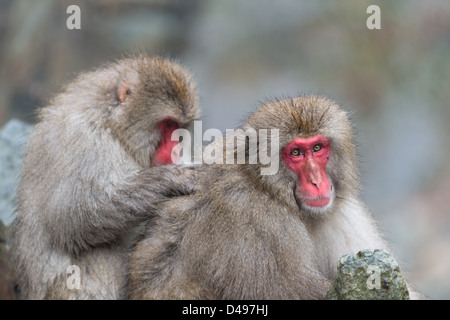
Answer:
[
  {"left": 153, "top": 118, "right": 180, "bottom": 166},
  {"left": 301, "top": 196, "right": 331, "bottom": 208},
  {"left": 282, "top": 135, "right": 332, "bottom": 208}
]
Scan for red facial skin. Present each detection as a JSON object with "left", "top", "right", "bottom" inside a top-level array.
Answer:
[
  {"left": 152, "top": 118, "right": 180, "bottom": 166},
  {"left": 282, "top": 135, "right": 332, "bottom": 208}
]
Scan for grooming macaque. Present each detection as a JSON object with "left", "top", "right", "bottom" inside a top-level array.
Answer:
[
  {"left": 127, "top": 95, "right": 417, "bottom": 299},
  {"left": 11, "top": 55, "right": 201, "bottom": 299}
]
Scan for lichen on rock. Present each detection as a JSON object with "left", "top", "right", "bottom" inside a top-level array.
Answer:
[{"left": 325, "top": 249, "right": 410, "bottom": 300}]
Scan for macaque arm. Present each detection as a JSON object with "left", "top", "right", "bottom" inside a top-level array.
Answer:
[
  {"left": 112, "top": 165, "right": 202, "bottom": 215},
  {"left": 47, "top": 165, "right": 201, "bottom": 255}
]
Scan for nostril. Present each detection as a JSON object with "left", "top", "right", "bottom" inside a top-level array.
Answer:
[
  {"left": 311, "top": 180, "right": 321, "bottom": 189},
  {"left": 309, "top": 174, "right": 322, "bottom": 188}
]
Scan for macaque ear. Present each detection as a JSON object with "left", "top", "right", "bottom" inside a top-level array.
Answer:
[{"left": 118, "top": 81, "right": 131, "bottom": 102}]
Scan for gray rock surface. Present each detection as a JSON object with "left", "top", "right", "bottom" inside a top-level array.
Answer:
[
  {"left": 0, "top": 119, "right": 31, "bottom": 299},
  {"left": 326, "top": 249, "right": 410, "bottom": 300},
  {"left": 0, "top": 119, "right": 32, "bottom": 226}
]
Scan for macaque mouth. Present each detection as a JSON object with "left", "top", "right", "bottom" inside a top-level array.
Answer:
[
  {"left": 152, "top": 118, "right": 182, "bottom": 166},
  {"left": 299, "top": 184, "right": 334, "bottom": 208},
  {"left": 299, "top": 185, "right": 333, "bottom": 208},
  {"left": 301, "top": 195, "right": 331, "bottom": 208}
]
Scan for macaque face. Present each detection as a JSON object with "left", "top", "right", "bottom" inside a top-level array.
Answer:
[
  {"left": 152, "top": 117, "right": 181, "bottom": 166},
  {"left": 282, "top": 135, "right": 334, "bottom": 211}
]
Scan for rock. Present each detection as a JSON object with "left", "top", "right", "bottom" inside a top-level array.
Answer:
[
  {"left": 0, "top": 119, "right": 32, "bottom": 300},
  {"left": 325, "top": 249, "right": 410, "bottom": 300},
  {"left": 0, "top": 119, "right": 31, "bottom": 300},
  {"left": 0, "top": 119, "right": 32, "bottom": 226}
]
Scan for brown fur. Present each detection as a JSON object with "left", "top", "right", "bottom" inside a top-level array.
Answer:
[
  {"left": 11, "top": 55, "right": 201, "bottom": 299},
  {"left": 126, "top": 95, "right": 410, "bottom": 299}
]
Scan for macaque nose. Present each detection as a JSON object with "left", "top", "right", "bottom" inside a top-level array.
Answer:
[{"left": 306, "top": 159, "right": 323, "bottom": 188}]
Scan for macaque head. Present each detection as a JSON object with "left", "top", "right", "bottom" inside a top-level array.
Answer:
[
  {"left": 244, "top": 95, "right": 359, "bottom": 216},
  {"left": 106, "top": 56, "right": 200, "bottom": 168}
]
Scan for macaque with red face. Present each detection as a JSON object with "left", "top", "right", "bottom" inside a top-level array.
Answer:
[
  {"left": 11, "top": 55, "right": 201, "bottom": 299},
  {"left": 127, "top": 95, "right": 419, "bottom": 299},
  {"left": 283, "top": 135, "right": 333, "bottom": 209}
]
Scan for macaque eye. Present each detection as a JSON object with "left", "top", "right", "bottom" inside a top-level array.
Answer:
[
  {"left": 291, "top": 149, "right": 302, "bottom": 157},
  {"left": 313, "top": 144, "right": 322, "bottom": 152}
]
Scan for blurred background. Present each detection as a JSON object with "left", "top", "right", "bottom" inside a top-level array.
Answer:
[{"left": 1, "top": 0, "right": 449, "bottom": 299}]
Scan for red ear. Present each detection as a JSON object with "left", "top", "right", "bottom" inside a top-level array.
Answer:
[{"left": 118, "top": 81, "right": 131, "bottom": 102}]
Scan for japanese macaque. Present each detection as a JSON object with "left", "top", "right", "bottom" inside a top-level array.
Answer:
[
  {"left": 127, "top": 95, "right": 419, "bottom": 299},
  {"left": 11, "top": 55, "right": 201, "bottom": 299}
]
